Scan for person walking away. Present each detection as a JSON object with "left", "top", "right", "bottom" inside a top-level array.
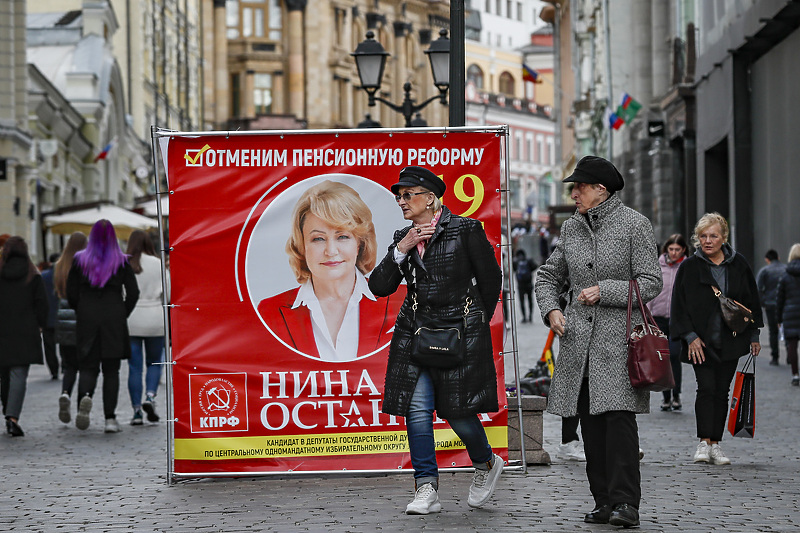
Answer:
[
  {"left": 126, "top": 230, "right": 169, "bottom": 425},
  {"left": 0, "top": 237, "right": 49, "bottom": 436},
  {"left": 777, "top": 243, "right": 800, "bottom": 386},
  {"left": 513, "top": 249, "right": 536, "bottom": 323},
  {"left": 53, "top": 232, "right": 88, "bottom": 423},
  {"left": 647, "top": 235, "right": 688, "bottom": 411},
  {"left": 670, "top": 213, "right": 762, "bottom": 466},
  {"left": 756, "top": 249, "right": 786, "bottom": 365},
  {"left": 67, "top": 220, "right": 139, "bottom": 433},
  {"left": 40, "top": 254, "right": 62, "bottom": 380},
  {"left": 369, "top": 166, "right": 504, "bottom": 515},
  {"left": 535, "top": 156, "right": 661, "bottom": 528}
]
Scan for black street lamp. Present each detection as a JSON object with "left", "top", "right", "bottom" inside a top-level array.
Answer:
[{"left": 352, "top": 30, "right": 450, "bottom": 127}]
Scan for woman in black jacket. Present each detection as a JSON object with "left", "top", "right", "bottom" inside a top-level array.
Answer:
[
  {"left": 777, "top": 243, "right": 800, "bottom": 386},
  {"left": 368, "top": 166, "right": 503, "bottom": 515},
  {"left": 67, "top": 220, "right": 139, "bottom": 433},
  {"left": 670, "top": 213, "right": 762, "bottom": 466},
  {"left": 0, "top": 237, "right": 48, "bottom": 437}
]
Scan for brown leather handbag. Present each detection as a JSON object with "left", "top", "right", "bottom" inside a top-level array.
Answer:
[
  {"left": 712, "top": 286, "right": 754, "bottom": 336},
  {"left": 626, "top": 280, "right": 676, "bottom": 392}
]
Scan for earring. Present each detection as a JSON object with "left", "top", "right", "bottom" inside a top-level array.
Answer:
[{"left": 427, "top": 204, "right": 433, "bottom": 209}]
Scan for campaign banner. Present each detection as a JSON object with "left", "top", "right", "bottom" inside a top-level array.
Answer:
[{"left": 162, "top": 129, "right": 507, "bottom": 475}]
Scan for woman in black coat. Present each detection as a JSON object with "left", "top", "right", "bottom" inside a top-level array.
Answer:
[
  {"left": 67, "top": 220, "right": 139, "bottom": 433},
  {"left": 0, "top": 237, "right": 48, "bottom": 437},
  {"left": 777, "top": 243, "right": 800, "bottom": 386},
  {"left": 670, "top": 213, "right": 762, "bottom": 466},
  {"left": 368, "top": 167, "right": 503, "bottom": 515}
]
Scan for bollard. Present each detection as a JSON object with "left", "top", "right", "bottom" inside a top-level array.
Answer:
[{"left": 506, "top": 394, "right": 551, "bottom": 465}]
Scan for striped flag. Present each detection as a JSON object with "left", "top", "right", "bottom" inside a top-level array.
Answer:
[
  {"left": 617, "top": 93, "right": 642, "bottom": 124},
  {"left": 94, "top": 137, "right": 117, "bottom": 163},
  {"left": 609, "top": 112, "right": 624, "bottom": 130},
  {"left": 522, "top": 64, "right": 542, "bottom": 84}
]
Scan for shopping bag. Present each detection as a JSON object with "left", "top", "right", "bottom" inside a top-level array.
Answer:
[{"left": 728, "top": 355, "right": 755, "bottom": 438}]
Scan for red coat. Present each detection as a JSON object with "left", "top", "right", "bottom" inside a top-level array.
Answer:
[{"left": 257, "top": 284, "right": 406, "bottom": 360}]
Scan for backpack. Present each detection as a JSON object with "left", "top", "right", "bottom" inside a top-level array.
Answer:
[{"left": 515, "top": 259, "right": 533, "bottom": 284}]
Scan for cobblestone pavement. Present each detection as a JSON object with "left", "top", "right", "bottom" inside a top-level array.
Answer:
[{"left": 2, "top": 295, "right": 799, "bottom": 532}]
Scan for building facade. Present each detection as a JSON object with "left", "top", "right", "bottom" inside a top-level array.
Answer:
[{"left": 0, "top": 0, "right": 35, "bottom": 244}]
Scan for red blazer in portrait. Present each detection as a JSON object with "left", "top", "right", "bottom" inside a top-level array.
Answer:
[{"left": 256, "top": 284, "right": 407, "bottom": 359}]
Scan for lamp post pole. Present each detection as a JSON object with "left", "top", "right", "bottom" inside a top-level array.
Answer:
[{"left": 449, "top": 0, "right": 465, "bottom": 127}]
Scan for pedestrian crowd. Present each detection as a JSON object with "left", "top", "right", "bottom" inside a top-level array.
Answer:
[
  {"left": 0, "top": 222, "right": 168, "bottom": 438},
  {"left": 2, "top": 156, "right": 798, "bottom": 529}
]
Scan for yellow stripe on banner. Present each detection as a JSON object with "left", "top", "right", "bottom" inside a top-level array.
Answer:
[{"left": 174, "top": 426, "right": 508, "bottom": 460}]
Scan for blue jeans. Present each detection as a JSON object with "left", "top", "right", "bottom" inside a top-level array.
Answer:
[
  {"left": 406, "top": 370, "right": 493, "bottom": 486},
  {"left": 128, "top": 336, "right": 164, "bottom": 409}
]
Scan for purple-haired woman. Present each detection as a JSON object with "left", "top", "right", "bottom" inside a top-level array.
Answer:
[{"left": 67, "top": 220, "right": 139, "bottom": 432}]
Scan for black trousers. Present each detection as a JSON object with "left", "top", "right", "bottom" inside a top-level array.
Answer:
[
  {"left": 42, "top": 328, "right": 60, "bottom": 379},
  {"left": 692, "top": 358, "right": 739, "bottom": 442},
  {"left": 518, "top": 283, "right": 533, "bottom": 320},
  {"left": 577, "top": 379, "right": 641, "bottom": 509},
  {"left": 60, "top": 345, "right": 79, "bottom": 397},
  {"left": 77, "top": 339, "right": 122, "bottom": 420},
  {"left": 562, "top": 415, "right": 580, "bottom": 444},
  {"left": 764, "top": 306, "right": 780, "bottom": 359},
  {"left": 654, "top": 317, "right": 683, "bottom": 401}
]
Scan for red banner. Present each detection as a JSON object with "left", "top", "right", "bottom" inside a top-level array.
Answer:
[{"left": 163, "top": 130, "right": 506, "bottom": 475}]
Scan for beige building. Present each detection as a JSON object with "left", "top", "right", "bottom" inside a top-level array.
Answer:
[
  {"left": 0, "top": 0, "right": 35, "bottom": 243},
  {"left": 202, "top": 0, "right": 451, "bottom": 130}
]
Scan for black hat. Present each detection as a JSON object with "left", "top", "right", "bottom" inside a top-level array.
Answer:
[
  {"left": 563, "top": 155, "right": 624, "bottom": 192},
  {"left": 391, "top": 166, "right": 446, "bottom": 197}
]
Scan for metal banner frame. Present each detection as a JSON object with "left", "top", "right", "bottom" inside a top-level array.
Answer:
[{"left": 149, "top": 125, "right": 525, "bottom": 484}]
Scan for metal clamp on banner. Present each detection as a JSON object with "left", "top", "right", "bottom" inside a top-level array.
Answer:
[{"left": 153, "top": 361, "right": 176, "bottom": 366}]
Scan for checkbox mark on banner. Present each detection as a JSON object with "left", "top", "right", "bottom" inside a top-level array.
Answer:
[{"left": 185, "top": 144, "right": 211, "bottom": 166}]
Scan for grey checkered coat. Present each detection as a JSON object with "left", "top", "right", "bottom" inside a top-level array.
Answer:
[{"left": 535, "top": 194, "right": 662, "bottom": 416}]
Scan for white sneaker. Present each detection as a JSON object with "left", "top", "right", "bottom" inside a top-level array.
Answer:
[
  {"left": 405, "top": 483, "right": 442, "bottom": 515},
  {"left": 557, "top": 440, "right": 586, "bottom": 461},
  {"left": 75, "top": 395, "right": 92, "bottom": 430},
  {"left": 468, "top": 453, "right": 504, "bottom": 508},
  {"left": 104, "top": 418, "right": 121, "bottom": 433},
  {"left": 710, "top": 443, "right": 731, "bottom": 465},
  {"left": 58, "top": 393, "right": 71, "bottom": 424},
  {"left": 693, "top": 441, "right": 710, "bottom": 463}
]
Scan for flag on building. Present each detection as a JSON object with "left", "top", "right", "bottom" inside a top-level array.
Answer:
[
  {"left": 94, "top": 138, "right": 117, "bottom": 163},
  {"left": 609, "top": 111, "right": 624, "bottom": 130},
  {"left": 522, "top": 64, "right": 542, "bottom": 84},
  {"left": 617, "top": 93, "right": 642, "bottom": 124}
]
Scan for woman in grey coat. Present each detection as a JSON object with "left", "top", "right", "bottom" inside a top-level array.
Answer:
[{"left": 535, "top": 156, "right": 662, "bottom": 528}]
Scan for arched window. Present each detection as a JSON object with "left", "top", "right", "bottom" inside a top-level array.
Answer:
[
  {"left": 499, "top": 71, "right": 515, "bottom": 95},
  {"left": 467, "top": 64, "right": 484, "bottom": 89}
]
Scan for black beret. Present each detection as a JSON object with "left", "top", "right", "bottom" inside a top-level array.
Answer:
[
  {"left": 563, "top": 155, "right": 624, "bottom": 192},
  {"left": 391, "top": 166, "right": 446, "bottom": 197}
]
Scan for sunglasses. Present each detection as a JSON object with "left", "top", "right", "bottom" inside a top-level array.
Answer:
[{"left": 394, "top": 191, "right": 429, "bottom": 202}]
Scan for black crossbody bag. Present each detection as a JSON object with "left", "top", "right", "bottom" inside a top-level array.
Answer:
[{"left": 408, "top": 265, "right": 473, "bottom": 368}]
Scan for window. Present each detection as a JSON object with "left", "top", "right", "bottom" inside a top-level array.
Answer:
[
  {"left": 517, "top": 2, "right": 522, "bottom": 21},
  {"left": 510, "top": 176, "right": 521, "bottom": 208},
  {"left": 231, "top": 73, "right": 241, "bottom": 116},
  {"left": 506, "top": 0, "right": 512, "bottom": 19},
  {"left": 467, "top": 64, "right": 484, "bottom": 89},
  {"left": 226, "top": 0, "right": 239, "bottom": 38},
  {"left": 268, "top": 0, "right": 282, "bottom": 40},
  {"left": 226, "top": 0, "right": 279, "bottom": 41},
  {"left": 254, "top": 73, "right": 272, "bottom": 114},
  {"left": 495, "top": 0, "right": 501, "bottom": 16},
  {"left": 515, "top": 134, "right": 522, "bottom": 160},
  {"left": 538, "top": 179, "right": 552, "bottom": 212},
  {"left": 499, "top": 72, "right": 514, "bottom": 95},
  {"left": 527, "top": 135, "right": 533, "bottom": 161},
  {"left": 485, "top": 0, "right": 491, "bottom": 13},
  {"left": 536, "top": 136, "right": 543, "bottom": 164}
]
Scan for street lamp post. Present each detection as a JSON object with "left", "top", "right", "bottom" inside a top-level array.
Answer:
[{"left": 352, "top": 30, "right": 450, "bottom": 127}]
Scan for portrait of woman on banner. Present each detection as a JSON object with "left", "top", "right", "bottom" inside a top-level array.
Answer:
[{"left": 256, "top": 180, "right": 405, "bottom": 362}]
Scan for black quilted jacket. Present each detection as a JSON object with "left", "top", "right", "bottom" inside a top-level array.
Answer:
[{"left": 369, "top": 206, "right": 502, "bottom": 419}]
